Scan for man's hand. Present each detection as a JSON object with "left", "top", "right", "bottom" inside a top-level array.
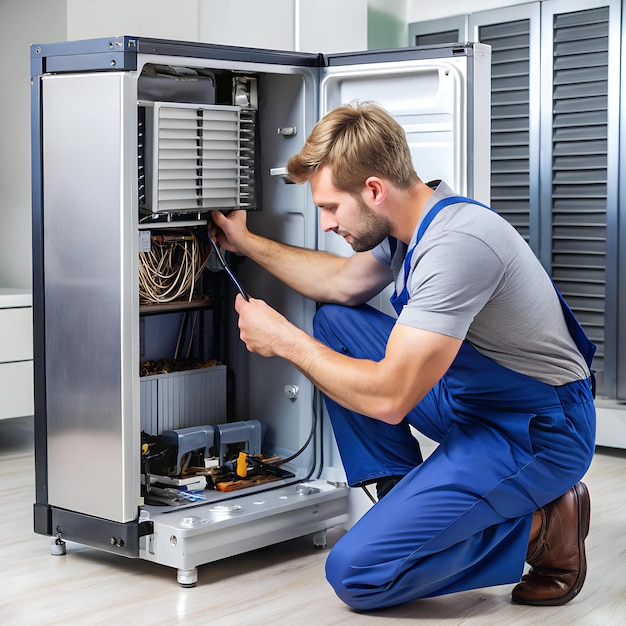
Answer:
[
  {"left": 234, "top": 294, "right": 301, "bottom": 357},
  {"left": 211, "top": 209, "right": 249, "bottom": 254}
]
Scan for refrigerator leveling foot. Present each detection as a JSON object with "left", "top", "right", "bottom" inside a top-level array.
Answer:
[
  {"left": 177, "top": 567, "right": 198, "bottom": 587},
  {"left": 313, "top": 529, "right": 327, "bottom": 550},
  {"left": 50, "top": 532, "right": 66, "bottom": 556}
]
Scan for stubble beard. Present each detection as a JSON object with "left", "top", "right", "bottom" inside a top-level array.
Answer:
[{"left": 348, "top": 196, "right": 392, "bottom": 253}]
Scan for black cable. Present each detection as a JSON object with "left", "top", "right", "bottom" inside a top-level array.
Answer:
[{"left": 276, "top": 408, "right": 317, "bottom": 467}]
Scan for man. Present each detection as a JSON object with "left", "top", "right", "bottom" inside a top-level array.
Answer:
[{"left": 211, "top": 101, "right": 596, "bottom": 610}]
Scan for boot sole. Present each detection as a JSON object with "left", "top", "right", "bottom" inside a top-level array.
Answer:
[{"left": 513, "top": 481, "right": 591, "bottom": 606}]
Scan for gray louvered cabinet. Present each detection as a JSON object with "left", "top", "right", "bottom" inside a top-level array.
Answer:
[
  {"left": 478, "top": 19, "right": 533, "bottom": 243},
  {"left": 410, "top": 1, "right": 622, "bottom": 403},
  {"left": 543, "top": 5, "right": 612, "bottom": 395}
]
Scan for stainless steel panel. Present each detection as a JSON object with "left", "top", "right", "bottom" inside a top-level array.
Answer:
[{"left": 42, "top": 72, "right": 141, "bottom": 522}]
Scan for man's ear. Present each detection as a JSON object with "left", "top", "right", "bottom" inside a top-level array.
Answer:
[{"left": 364, "top": 176, "right": 386, "bottom": 205}]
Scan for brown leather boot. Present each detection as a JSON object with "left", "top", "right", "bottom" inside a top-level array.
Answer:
[{"left": 511, "top": 482, "right": 590, "bottom": 606}]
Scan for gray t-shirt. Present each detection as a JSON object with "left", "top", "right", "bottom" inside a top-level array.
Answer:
[{"left": 371, "top": 181, "right": 590, "bottom": 386}]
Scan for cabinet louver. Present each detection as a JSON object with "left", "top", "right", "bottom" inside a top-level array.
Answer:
[
  {"left": 549, "top": 7, "right": 609, "bottom": 381},
  {"left": 142, "top": 102, "right": 257, "bottom": 214},
  {"left": 479, "top": 20, "right": 531, "bottom": 241}
]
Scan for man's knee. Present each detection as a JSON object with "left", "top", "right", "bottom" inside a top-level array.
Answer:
[
  {"left": 312, "top": 303, "right": 346, "bottom": 343},
  {"left": 325, "top": 539, "right": 372, "bottom": 610},
  {"left": 325, "top": 533, "right": 398, "bottom": 611},
  {"left": 313, "top": 303, "right": 394, "bottom": 353}
]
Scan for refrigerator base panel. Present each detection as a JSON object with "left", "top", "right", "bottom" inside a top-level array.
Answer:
[{"left": 139, "top": 479, "right": 350, "bottom": 583}]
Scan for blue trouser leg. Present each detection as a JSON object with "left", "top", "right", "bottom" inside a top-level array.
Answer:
[
  {"left": 326, "top": 475, "right": 532, "bottom": 608},
  {"left": 313, "top": 303, "right": 595, "bottom": 610},
  {"left": 324, "top": 421, "right": 534, "bottom": 609},
  {"left": 312, "top": 304, "right": 423, "bottom": 486}
]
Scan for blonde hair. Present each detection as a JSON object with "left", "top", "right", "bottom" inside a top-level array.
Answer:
[{"left": 287, "top": 101, "right": 420, "bottom": 194}]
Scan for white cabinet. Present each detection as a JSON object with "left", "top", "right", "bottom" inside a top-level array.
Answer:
[{"left": 0, "top": 288, "right": 33, "bottom": 420}]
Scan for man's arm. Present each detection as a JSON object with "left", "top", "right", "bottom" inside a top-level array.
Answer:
[
  {"left": 235, "top": 295, "right": 462, "bottom": 423},
  {"left": 212, "top": 209, "right": 392, "bottom": 305}
]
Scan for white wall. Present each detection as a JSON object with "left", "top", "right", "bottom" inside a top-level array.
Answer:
[
  {"left": 66, "top": 0, "right": 200, "bottom": 41},
  {"left": 0, "top": 0, "right": 66, "bottom": 288},
  {"left": 298, "top": 0, "right": 368, "bottom": 53},
  {"left": 198, "top": 0, "right": 295, "bottom": 50},
  {"left": 68, "top": 0, "right": 369, "bottom": 53},
  {"left": 198, "top": 0, "right": 368, "bottom": 53},
  {"left": 407, "top": 0, "right": 523, "bottom": 22}
]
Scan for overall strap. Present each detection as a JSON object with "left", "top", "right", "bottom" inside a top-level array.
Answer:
[
  {"left": 388, "top": 195, "right": 488, "bottom": 262},
  {"left": 416, "top": 195, "right": 491, "bottom": 244},
  {"left": 400, "top": 196, "right": 490, "bottom": 282}
]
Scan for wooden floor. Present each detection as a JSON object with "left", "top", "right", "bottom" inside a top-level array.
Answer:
[{"left": 1, "top": 415, "right": 625, "bottom": 625}]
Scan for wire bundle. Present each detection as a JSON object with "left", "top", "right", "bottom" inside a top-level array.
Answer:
[{"left": 139, "top": 229, "right": 210, "bottom": 304}]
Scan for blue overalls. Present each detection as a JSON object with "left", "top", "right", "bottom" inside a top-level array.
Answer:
[{"left": 313, "top": 196, "right": 596, "bottom": 610}]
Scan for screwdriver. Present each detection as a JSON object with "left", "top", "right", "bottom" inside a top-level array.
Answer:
[{"left": 209, "top": 236, "right": 250, "bottom": 301}]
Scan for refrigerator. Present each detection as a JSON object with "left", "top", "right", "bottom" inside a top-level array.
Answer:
[{"left": 30, "top": 35, "right": 491, "bottom": 586}]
